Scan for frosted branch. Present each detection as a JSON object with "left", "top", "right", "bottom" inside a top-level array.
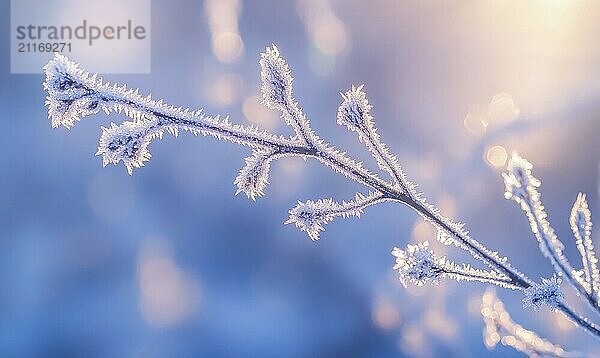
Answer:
[
  {"left": 44, "top": 52, "right": 531, "bottom": 289},
  {"left": 570, "top": 193, "right": 598, "bottom": 300},
  {"left": 337, "top": 85, "right": 413, "bottom": 191},
  {"left": 286, "top": 192, "right": 387, "bottom": 241},
  {"left": 405, "top": 198, "right": 533, "bottom": 288},
  {"left": 45, "top": 46, "right": 600, "bottom": 342},
  {"left": 504, "top": 153, "right": 599, "bottom": 312},
  {"left": 391, "top": 241, "right": 520, "bottom": 290}
]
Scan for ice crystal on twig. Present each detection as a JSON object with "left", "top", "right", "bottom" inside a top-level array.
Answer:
[
  {"left": 337, "top": 85, "right": 372, "bottom": 130},
  {"left": 523, "top": 276, "right": 564, "bottom": 311},
  {"left": 482, "top": 289, "right": 574, "bottom": 357},
  {"left": 260, "top": 45, "right": 292, "bottom": 110},
  {"left": 45, "top": 45, "right": 600, "bottom": 345},
  {"left": 392, "top": 241, "right": 442, "bottom": 286},
  {"left": 43, "top": 53, "right": 103, "bottom": 129},
  {"left": 259, "top": 45, "right": 313, "bottom": 146},
  {"left": 97, "top": 120, "right": 156, "bottom": 175},
  {"left": 234, "top": 149, "right": 278, "bottom": 200}
]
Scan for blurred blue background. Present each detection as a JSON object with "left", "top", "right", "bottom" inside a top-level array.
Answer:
[{"left": 1, "top": 0, "right": 599, "bottom": 356}]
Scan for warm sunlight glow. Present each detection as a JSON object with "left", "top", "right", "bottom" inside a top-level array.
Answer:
[
  {"left": 205, "top": 0, "right": 244, "bottom": 63},
  {"left": 210, "top": 73, "right": 244, "bottom": 106},
  {"left": 372, "top": 296, "right": 401, "bottom": 330},
  {"left": 138, "top": 240, "right": 200, "bottom": 327},
  {"left": 485, "top": 145, "right": 508, "bottom": 168},
  {"left": 243, "top": 95, "right": 278, "bottom": 130}
]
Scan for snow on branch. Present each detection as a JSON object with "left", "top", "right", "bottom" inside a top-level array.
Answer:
[{"left": 523, "top": 275, "right": 564, "bottom": 311}]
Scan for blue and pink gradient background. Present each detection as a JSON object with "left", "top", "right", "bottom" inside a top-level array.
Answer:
[{"left": 1, "top": 0, "right": 599, "bottom": 356}]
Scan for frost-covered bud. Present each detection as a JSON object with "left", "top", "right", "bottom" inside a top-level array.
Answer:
[
  {"left": 43, "top": 53, "right": 102, "bottom": 128},
  {"left": 285, "top": 199, "right": 336, "bottom": 241},
  {"left": 96, "top": 120, "right": 157, "bottom": 175},
  {"left": 391, "top": 241, "right": 442, "bottom": 287},
  {"left": 259, "top": 45, "right": 293, "bottom": 109},
  {"left": 502, "top": 153, "right": 540, "bottom": 201},
  {"left": 337, "top": 85, "right": 373, "bottom": 131},
  {"left": 234, "top": 150, "right": 275, "bottom": 200},
  {"left": 523, "top": 275, "right": 564, "bottom": 311}
]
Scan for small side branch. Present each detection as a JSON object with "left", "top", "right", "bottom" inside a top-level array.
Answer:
[
  {"left": 391, "top": 241, "right": 521, "bottom": 290},
  {"left": 286, "top": 192, "right": 387, "bottom": 241},
  {"left": 337, "top": 85, "right": 413, "bottom": 191}
]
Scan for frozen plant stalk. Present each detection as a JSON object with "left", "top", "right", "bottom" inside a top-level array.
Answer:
[{"left": 44, "top": 46, "right": 599, "bottom": 353}]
